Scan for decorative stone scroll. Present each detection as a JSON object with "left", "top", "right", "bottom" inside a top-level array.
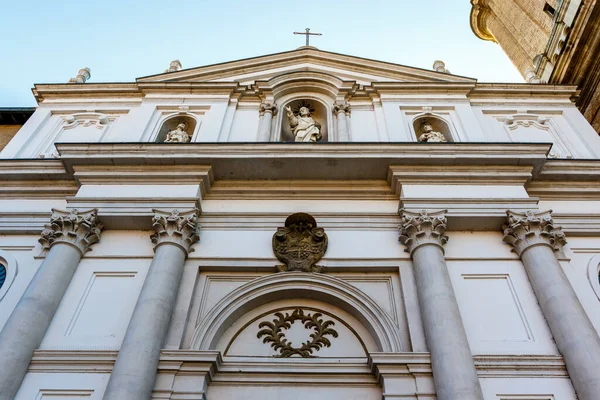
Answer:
[
  {"left": 398, "top": 209, "right": 448, "bottom": 255},
  {"left": 273, "top": 213, "right": 327, "bottom": 272},
  {"left": 150, "top": 209, "right": 200, "bottom": 256},
  {"left": 257, "top": 308, "right": 338, "bottom": 358},
  {"left": 502, "top": 210, "right": 567, "bottom": 256},
  {"left": 39, "top": 209, "right": 103, "bottom": 256}
]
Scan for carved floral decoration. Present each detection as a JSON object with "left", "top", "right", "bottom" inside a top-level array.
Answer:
[
  {"left": 502, "top": 210, "right": 567, "bottom": 256},
  {"left": 399, "top": 209, "right": 448, "bottom": 255},
  {"left": 272, "top": 213, "right": 327, "bottom": 272},
  {"left": 39, "top": 209, "right": 103, "bottom": 256},
  {"left": 257, "top": 309, "right": 338, "bottom": 358},
  {"left": 150, "top": 209, "right": 200, "bottom": 255}
]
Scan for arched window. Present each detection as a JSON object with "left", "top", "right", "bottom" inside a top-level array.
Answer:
[
  {"left": 0, "top": 251, "right": 18, "bottom": 300},
  {"left": 0, "top": 264, "right": 5, "bottom": 290}
]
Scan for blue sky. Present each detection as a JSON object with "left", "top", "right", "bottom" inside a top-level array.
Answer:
[{"left": 0, "top": 0, "right": 523, "bottom": 107}]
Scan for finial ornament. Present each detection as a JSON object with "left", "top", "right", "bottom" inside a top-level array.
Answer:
[
  {"left": 68, "top": 68, "right": 91, "bottom": 83},
  {"left": 150, "top": 209, "right": 200, "bottom": 256},
  {"left": 273, "top": 213, "right": 327, "bottom": 272},
  {"left": 39, "top": 209, "right": 103, "bottom": 256},
  {"left": 502, "top": 210, "right": 566, "bottom": 256},
  {"left": 165, "top": 59, "right": 182, "bottom": 73},
  {"left": 399, "top": 209, "right": 448, "bottom": 255}
]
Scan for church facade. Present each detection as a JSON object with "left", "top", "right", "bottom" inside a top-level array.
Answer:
[{"left": 0, "top": 47, "right": 600, "bottom": 400}]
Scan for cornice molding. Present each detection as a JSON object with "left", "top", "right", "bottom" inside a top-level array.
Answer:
[
  {"left": 28, "top": 350, "right": 566, "bottom": 379},
  {"left": 55, "top": 143, "right": 551, "bottom": 181},
  {"left": 469, "top": 0, "right": 496, "bottom": 42}
]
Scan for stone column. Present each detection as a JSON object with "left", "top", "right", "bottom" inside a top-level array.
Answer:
[
  {"left": 258, "top": 102, "right": 277, "bottom": 141},
  {"left": 103, "top": 209, "right": 200, "bottom": 400},
  {"left": 399, "top": 210, "right": 483, "bottom": 400},
  {"left": 334, "top": 102, "right": 351, "bottom": 141},
  {"left": 503, "top": 210, "right": 600, "bottom": 400},
  {"left": 0, "top": 209, "right": 102, "bottom": 400}
]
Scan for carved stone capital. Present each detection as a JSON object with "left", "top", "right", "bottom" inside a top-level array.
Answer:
[
  {"left": 259, "top": 102, "right": 277, "bottom": 116},
  {"left": 150, "top": 209, "right": 200, "bottom": 256},
  {"left": 502, "top": 210, "right": 566, "bottom": 257},
  {"left": 39, "top": 209, "right": 103, "bottom": 256},
  {"left": 273, "top": 213, "right": 327, "bottom": 273},
  {"left": 399, "top": 209, "right": 448, "bottom": 255},
  {"left": 333, "top": 102, "right": 351, "bottom": 116}
]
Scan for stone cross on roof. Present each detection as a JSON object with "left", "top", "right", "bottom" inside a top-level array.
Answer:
[{"left": 294, "top": 28, "right": 322, "bottom": 46}]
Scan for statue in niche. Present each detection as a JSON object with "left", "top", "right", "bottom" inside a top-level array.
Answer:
[
  {"left": 418, "top": 122, "right": 447, "bottom": 143},
  {"left": 285, "top": 102, "right": 321, "bottom": 142},
  {"left": 164, "top": 122, "right": 191, "bottom": 143}
]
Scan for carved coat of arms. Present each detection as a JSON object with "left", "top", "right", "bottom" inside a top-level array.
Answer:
[{"left": 272, "top": 213, "right": 327, "bottom": 272}]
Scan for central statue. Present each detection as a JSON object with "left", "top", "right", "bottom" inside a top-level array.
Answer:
[{"left": 285, "top": 105, "right": 321, "bottom": 142}]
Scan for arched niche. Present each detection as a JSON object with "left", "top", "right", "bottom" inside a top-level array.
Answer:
[
  {"left": 279, "top": 98, "right": 329, "bottom": 142},
  {"left": 412, "top": 115, "right": 453, "bottom": 142},
  {"left": 190, "top": 272, "right": 403, "bottom": 353},
  {"left": 155, "top": 115, "right": 197, "bottom": 143}
]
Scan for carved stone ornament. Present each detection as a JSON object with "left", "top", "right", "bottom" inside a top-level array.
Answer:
[
  {"left": 502, "top": 210, "right": 567, "bottom": 257},
  {"left": 257, "top": 308, "right": 338, "bottom": 358},
  {"left": 259, "top": 102, "right": 278, "bottom": 116},
  {"left": 273, "top": 213, "right": 327, "bottom": 272},
  {"left": 150, "top": 209, "right": 200, "bottom": 256},
  {"left": 39, "top": 209, "right": 103, "bottom": 256},
  {"left": 333, "top": 102, "right": 351, "bottom": 116},
  {"left": 399, "top": 209, "right": 448, "bottom": 255}
]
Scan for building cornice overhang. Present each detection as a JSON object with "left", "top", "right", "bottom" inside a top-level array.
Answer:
[
  {"left": 469, "top": 83, "right": 580, "bottom": 100},
  {"left": 32, "top": 83, "right": 142, "bottom": 104},
  {"left": 136, "top": 47, "right": 477, "bottom": 83},
  {"left": 31, "top": 80, "right": 580, "bottom": 105},
  {"left": 469, "top": 0, "right": 496, "bottom": 42},
  {"left": 54, "top": 142, "right": 551, "bottom": 181}
]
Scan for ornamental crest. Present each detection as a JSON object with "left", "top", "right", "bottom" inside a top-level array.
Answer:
[
  {"left": 272, "top": 213, "right": 327, "bottom": 272},
  {"left": 257, "top": 308, "right": 338, "bottom": 358}
]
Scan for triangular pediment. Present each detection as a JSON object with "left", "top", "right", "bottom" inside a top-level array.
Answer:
[{"left": 137, "top": 47, "right": 476, "bottom": 85}]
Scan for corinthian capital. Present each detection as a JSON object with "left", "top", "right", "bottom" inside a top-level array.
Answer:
[
  {"left": 151, "top": 209, "right": 200, "bottom": 256},
  {"left": 399, "top": 210, "right": 448, "bottom": 255},
  {"left": 502, "top": 210, "right": 566, "bottom": 256},
  {"left": 333, "top": 102, "right": 351, "bottom": 116},
  {"left": 259, "top": 102, "right": 277, "bottom": 116},
  {"left": 39, "top": 209, "right": 103, "bottom": 256}
]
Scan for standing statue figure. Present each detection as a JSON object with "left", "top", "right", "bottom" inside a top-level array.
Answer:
[
  {"left": 418, "top": 122, "right": 447, "bottom": 143},
  {"left": 164, "top": 122, "right": 191, "bottom": 143},
  {"left": 285, "top": 106, "right": 321, "bottom": 142}
]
